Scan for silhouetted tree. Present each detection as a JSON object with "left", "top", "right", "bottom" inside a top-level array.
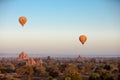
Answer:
[
  {"left": 59, "top": 63, "right": 67, "bottom": 73},
  {"left": 47, "top": 66, "right": 60, "bottom": 78},
  {"left": 100, "top": 71, "right": 114, "bottom": 80},
  {"left": 104, "top": 64, "right": 111, "bottom": 71},
  {"left": 118, "top": 74, "right": 120, "bottom": 80},
  {"left": 118, "top": 63, "right": 120, "bottom": 73}
]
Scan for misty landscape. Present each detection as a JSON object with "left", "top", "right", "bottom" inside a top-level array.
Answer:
[
  {"left": 0, "top": 0, "right": 120, "bottom": 80},
  {"left": 0, "top": 52, "right": 120, "bottom": 80}
]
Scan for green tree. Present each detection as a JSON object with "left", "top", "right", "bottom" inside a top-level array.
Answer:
[
  {"left": 65, "top": 72, "right": 82, "bottom": 80},
  {"left": 82, "top": 62, "right": 91, "bottom": 74},
  {"left": 65, "top": 77, "right": 71, "bottom": 80},
  {"left": 47, "top": 76, "right": 54, "bottom": 80},
  {"left": 24, "top": 76, "right": 32, "bottom": 80},
  {"left": 33, "top": 66, "right": 46, "bottom": 76},
  {"left": 65, "top": 64, "right": 78, "bottom": 74},
  {"left": 46, "top": 66, "right": 60, "bottom": 78},
  {"left": 99, "top": 69, "right": 114, "bottom": 80},
  {"left": 0, "top": 62, "right": 15, "bottom": 73},
  {"left": 89, "top": 73, "right": 101, "bottom": 80},
  {"left": 16, "top": 66, "right": 34, "bottom": 77},
  {"left": 100, "top": 72, "right": 114, "bottom": 80}
]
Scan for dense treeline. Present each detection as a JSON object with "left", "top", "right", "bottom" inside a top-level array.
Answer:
[{"left": 0, "top": 57, "right": 120, "bottom": 80}]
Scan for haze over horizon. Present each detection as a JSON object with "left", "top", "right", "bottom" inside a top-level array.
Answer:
[{"left": 0, "top": 0, "right": 120, "bottom": 57}]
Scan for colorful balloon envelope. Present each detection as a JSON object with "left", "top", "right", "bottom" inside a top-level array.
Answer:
[
  {"left": 19, "top": 16, "right": 27, "bottom": 27},
  {"left": 79, "top": 35, "right": 87, "bottom": 45}
]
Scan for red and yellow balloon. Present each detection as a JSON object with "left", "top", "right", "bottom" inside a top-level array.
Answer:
[
  {"left": 79, "top": 35, "right": 87, "bottom": 45},
  {"left": 19, "top": 16, "right": 27, "bottom": 27}
]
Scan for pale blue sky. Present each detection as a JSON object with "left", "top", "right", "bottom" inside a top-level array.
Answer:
[{"left": 0, "top": 0, "right": 120, "bottom": 57}]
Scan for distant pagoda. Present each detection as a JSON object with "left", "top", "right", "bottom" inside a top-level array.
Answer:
[
  {"left": 26, "top": 58, "right": 36, "bottom": 66},
  {"left": 17, "top": 51, "right": 29, "bottom": 60},
  {"left": 26, "top": 58, "right": 44, "bottom": 66},
  {"left": 36, "top": 58, "right": 43, "bottom": 66},
  {"left": 76, "top": 55, "right": 83, "bottom": 62}
]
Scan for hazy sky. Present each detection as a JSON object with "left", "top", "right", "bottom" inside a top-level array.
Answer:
[{"left": 0, "top": 0, "right": 120, "bottom": 57}]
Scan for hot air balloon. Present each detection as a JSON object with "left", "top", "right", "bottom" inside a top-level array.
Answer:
[
  {"left": 19, "top": 16, "right": 27, "bottom": 27},
  {"left": 79, "top": 35, "right": 87, "bottom": 45}
]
